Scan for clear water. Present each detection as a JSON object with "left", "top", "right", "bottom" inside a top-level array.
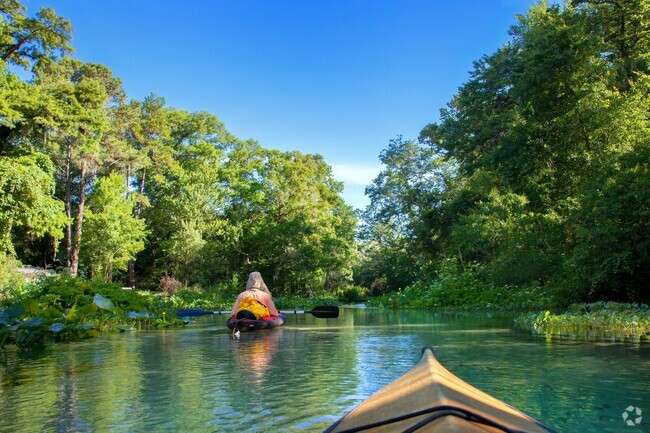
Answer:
[{"left": 1, "top": 308, "right": 649, "bottom": 432}]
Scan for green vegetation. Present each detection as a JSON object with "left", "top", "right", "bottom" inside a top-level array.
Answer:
[
  {"left": 0, "top": 275, "right": 184, "bottom": 347},
  {"left": 1, "top": 2, "right": 357, "bottom": 295},
  {"left": 356, "top": 1, "right": 650, "bottom": 309},
  {"left": 1, "top": 1, "right": 649, "bottom": 345},
  {"left": 0, "top": 273, "right": 341, "bottom": 348},
  {"left": 516, "top": 303, "right": 650, "bottom": 341},
  {"left": 367, "top": 261, "right": 555, "bottom": 311}
]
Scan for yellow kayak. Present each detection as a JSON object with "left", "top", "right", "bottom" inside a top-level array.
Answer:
[{"left": 325, "top": 347, "right": 556, "bottom": 433}]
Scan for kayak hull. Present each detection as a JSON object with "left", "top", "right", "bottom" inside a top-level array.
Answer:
[
  {"left": 226, "top": 314, "right": 286, "bottom": 332},
  {"left": 326, "top": 346, "right": 556, "bottom": 433}
]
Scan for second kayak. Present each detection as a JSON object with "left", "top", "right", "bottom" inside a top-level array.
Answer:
[{"left": 226, "top": 314, "right": 286, "bottom": 332}]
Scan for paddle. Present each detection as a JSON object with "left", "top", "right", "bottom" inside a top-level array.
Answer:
[{"left": 176, "top": 305, "right": 339, "bottom": 319}]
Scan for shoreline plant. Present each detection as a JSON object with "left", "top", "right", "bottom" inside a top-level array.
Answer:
[{"left": 515, "top": 302, "right": 650, "bottom": 341}]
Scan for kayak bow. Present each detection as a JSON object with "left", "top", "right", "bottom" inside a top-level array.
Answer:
[{"left": 326, "top": 347, "right": 556, "bottom": 433}]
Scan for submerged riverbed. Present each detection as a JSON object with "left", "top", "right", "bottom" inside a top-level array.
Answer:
[{"left": 0, "top": 308, "right": 648, "bottom": 432}]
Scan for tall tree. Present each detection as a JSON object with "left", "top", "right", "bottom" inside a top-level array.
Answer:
[
  {"left": 0, "top": 0, "right": 72, "bottom": 70},
  {"left": 359, "top": 136, "right": 452, "bottom": 292},
  {"left": 140, "top": 109, "right": 232, "bottom": 286},
  {"left": 227, "top": 148, "right": 358, "bottom": 293},
  {"left": 81, "top": 173, "right": 147, "bottom": 282},
  {"left": 364, "top": 0, "right": 649, "bottom": 303},
  {"left": 32, "top": 58, "right": 125, "bottom": 277}
]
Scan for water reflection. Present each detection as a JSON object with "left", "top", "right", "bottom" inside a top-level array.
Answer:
[
  {"left": 232, "top": 331, "right": 282, "bottom": 382},
  {"left": 0, "top": 309, "right": 648, "bottom": 432}
]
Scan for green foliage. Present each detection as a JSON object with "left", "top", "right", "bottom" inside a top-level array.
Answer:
[
  {"left": 0, "top": 2, "right": 73, "bottom": 70},
  {"left": 0, "top": 252, "right": 28, "bottom": 302},
  {"left": 4, "top": 0, "right": 647, "bottom": 310},
  {"left": 567, "top": 76, "right": 650, "bottom": 302},
  {"left": 335, "top": 285, "right": 369, "bottom": 303},
  {"left": 273, "top": 294, "right": 339, "bottom": 310},
  {"left": 1, "top": 2, "right": 358, "bottom": 296},
  {"left": 516, "top": 302, "right": 650, "bottom": 340},
  {"left": 368, "top": 261, "right": 556, "bottom": 311},
  {"left": 81, "top": 173, "right": 147, "bottom": 282},
  {"left": 451, "top": 189, "right": 566, "bottom": 286},
  {"left": 356, "top": 136, "right": 452, "bottom": 292},
  {"left": 0, "top": 152, "right": 67, "bottom": 253},
  {"left": 361, "top": 1, "right": 650, "bottom": 305},
  {"left": 168, "top": 288, "right": 233, "bottom": 311},
  {"left": 0, "top": 275, "right": 186, "bottom": 347}
]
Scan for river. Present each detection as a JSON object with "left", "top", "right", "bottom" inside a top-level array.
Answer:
[{"left": 0, "top": 307, "right": 648, "bottom": 432}]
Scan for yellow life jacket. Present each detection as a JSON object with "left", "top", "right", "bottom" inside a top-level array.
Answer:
[{"left": 235, "top": 295, "right": 270, "bottom": 320}]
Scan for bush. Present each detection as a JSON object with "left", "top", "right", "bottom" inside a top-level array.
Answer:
[
  {"left": 159, "top": 275, "right": 182, "bottom": 296},
  {"left": 0, "top": 253, "right": 28, "bottom": 303},
  {"left": 367, "top": 262, "right": 557, "bottom": 311},
  {"left": 336, "top": 285, "right": 368, "bottom": 303},
  {"left": 0, "top": 275, "right": 187, "bottom": 347},
  {"left": 169, "top": 288, "right": 232, "bottom": 311}
]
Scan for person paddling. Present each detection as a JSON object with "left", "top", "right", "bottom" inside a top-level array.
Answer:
[{"left": 230, "top": 272, "right": 280, "bottom": 320}]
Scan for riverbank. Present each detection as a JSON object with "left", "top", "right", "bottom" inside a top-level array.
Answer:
[
  {"left": 366, "top": 281, "right": 650, "bottom": 341},
  {"left": 0, "top": 274, "right": 340, "bottom": 348},
  {"left": 516, "top": 302, "right": 650, "bottom": 341},
  {"left": 3, "top": 271, "right": 648, "bottom": 347}
]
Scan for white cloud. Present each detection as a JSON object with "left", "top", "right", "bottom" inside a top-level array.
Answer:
[
  {"left": 331, "top": 163, "right": 382, "bottom": 186},
  {"left": 331, "top": 163, "right": 383, "bottom": 210}
]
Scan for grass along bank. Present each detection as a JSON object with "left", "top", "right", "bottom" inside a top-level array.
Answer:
[{"left": 516, "top": 302, "right": 650, "bottom": 341}]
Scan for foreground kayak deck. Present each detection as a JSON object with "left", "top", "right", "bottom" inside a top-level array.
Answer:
[{"left": 326, "top": 347, "right": 556, "bottom": 433}]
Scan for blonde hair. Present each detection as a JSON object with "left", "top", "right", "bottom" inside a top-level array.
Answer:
[{"left": 246, "top": 272, "right": 271, "bottom": 295}]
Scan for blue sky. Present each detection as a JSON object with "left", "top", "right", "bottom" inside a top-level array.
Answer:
[{"left": 28, "top": 0, "right": 539, "bottom": 209}]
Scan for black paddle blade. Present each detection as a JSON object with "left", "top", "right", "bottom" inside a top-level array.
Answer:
[{"left": 307, "top": 306, "right": 339, "bottom": 318}]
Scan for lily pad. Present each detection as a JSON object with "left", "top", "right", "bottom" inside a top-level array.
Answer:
[
  {"left": 4, "top": 303, "right": 25, "bottom": 320},
  {"left": 78, "top": 303, "right": 98, "bottom": 315},
  {"left": 77, "top": 321, "right": 96, "bottom": 330},
  {"left": 49, "top": 323, "right": 65, "bottom": 333},
  {"left": 65, "top": 304, "right": 77, "bottom": 320},
  {"left": 126, "top": 311, "right": 150, "bottom": 320},
  {"left": 42, "top": 307, "right": 64, "bottom": 319},
  {"left": 20, "top": 317, "right": 44, "bottom": 328},
  {"left": 93, "top": 294, "right": 115, "bottom": 312}
]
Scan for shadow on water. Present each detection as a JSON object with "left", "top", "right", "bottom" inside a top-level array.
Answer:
[{"left": 0, "top": 307, "right": 649, "bottom": 432}]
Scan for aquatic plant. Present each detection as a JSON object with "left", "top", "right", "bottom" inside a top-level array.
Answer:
[
  {"left": 515, "top": 302, "right": 650, "bottom": 341},
  {"left": 0, "top": 275, "right": 187, "bottom": 348}
]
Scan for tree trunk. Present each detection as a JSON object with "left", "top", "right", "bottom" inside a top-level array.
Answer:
[
  {"left": 69, "top": 159, "right": 87, "bottom": 278},
  {"left": 124, "top": 164, "right": 135, "bottom": 287},
  {"left": 127, "top": 167, "right": 146, "bottom": 288},
  {"left": 64, "top": 140, "right": 73, "bottom": 267}
]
